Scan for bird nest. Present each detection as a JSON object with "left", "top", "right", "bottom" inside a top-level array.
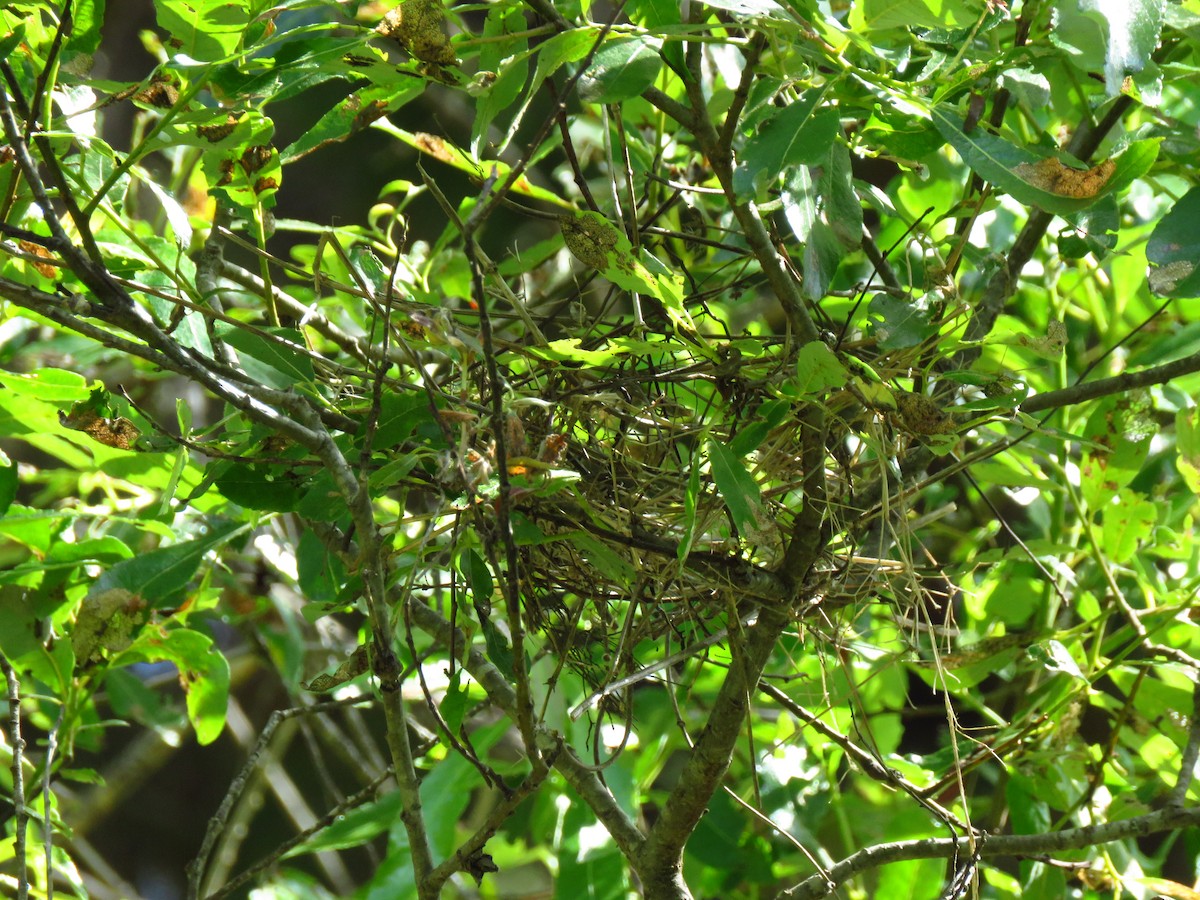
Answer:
[{"left": 427, "top": 325, "right": 926, "bottom": 714}]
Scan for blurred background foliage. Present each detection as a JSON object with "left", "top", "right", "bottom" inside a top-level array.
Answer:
[{"left": 2, "top": 0, "right": 1200, "bottom": 897}]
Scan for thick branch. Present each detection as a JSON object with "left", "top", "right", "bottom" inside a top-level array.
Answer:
[
  {"left": 778, "top": 805, "right": 1200, "bottom": 899},
  {"left": 637, "top": 607, "right": 790, "bottom": 899}
]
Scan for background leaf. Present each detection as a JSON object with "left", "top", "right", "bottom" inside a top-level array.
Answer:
[{"left": 577, "top": 37, "right": 663, "bottom": 104}]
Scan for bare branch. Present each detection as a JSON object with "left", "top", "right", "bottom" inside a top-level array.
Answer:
[
  {"left": 407, "top": 600, "right": 648, "bottom": 863},
  {"left": 1021, "top": 349, "right": 1200, "bottom": 413},
  {"left": 779, "top": 806, "right": 1200, "bottom": 899},
  {"left": 1, "top": 653, "right": 29, "bottom": 900}
]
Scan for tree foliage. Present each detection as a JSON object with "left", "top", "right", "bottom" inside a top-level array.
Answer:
[{"left": 2, "top": 0, "right": 1200, "bottom": 898}]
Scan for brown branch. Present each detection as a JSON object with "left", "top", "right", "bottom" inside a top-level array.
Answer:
[
  {"left": 187, "top": 697, "right": 376, "bottom": 899},
  {"left": 637, "top": 607, "right": 790, "bottom": 898},
  {"left": 1167, "top": 684, "right": 1200, "bottom": 807},
  {"left": 1020, "top": 348, "right": 1200, "bottom": 413},
  {"left": 778, "top": 805, "right": 1200, "bottom": 899},
  {"left": 407, "top": 600, "right": 648, "bottom": 863},
  {"left": 203, "top": 767, "right": 395, "bottom": 900}
]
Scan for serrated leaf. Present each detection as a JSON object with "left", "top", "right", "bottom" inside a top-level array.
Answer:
[{"left": 577, "top": 37, "right": 663, "bottom": 104}]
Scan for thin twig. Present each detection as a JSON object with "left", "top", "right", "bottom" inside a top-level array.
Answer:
[{"left": 2, "top": 654, "right": 29, "bottom": 900}]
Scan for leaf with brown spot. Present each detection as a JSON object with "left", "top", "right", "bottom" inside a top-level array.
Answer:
[{"left": 1013, "top": 157, "right": 1116, "bottom": 199}]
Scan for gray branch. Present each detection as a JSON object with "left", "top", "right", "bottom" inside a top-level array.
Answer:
[{"left": 778, "top": 805, "right": 1200, "bottom": 899}]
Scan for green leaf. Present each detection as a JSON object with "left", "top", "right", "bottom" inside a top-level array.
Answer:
[
  {"left": 208, "top": 37, "right": 370, "bottom": 104},
  {"left": 94, "top": 521, "right": 245, "bottom": 609},
  {"left": 577, "top": 37, "right": 663, "bottom": 104},
  {"left": 197, "top": 114, "right": 282, "bottom": 209},
  {"left": 559, "top": 212, "right": 697, "bottom": 333},
  {"left": 0, "top": 458, "right": 15, "bottom": 517},
  {"left": 729, "top": 400, "right": 789, "bottom": 456},
  {"left": 156, "top": 0, "right": 253, "bottom": 62},
  {"left": 1177, "top": 409, "right": 1200, "bottom": 495},
  {"left": 473, "top": 48, "right": 529, "bottom": 154},
  {"left": 868, "top": 294, "right": 935, "bottom": 350},
  {"left": 497, "top": 26, "right": 600, "bottom": 153},
  {"left": 677, "top": 455, "right": 702, "bottom": 563},
  {"left": 1054, "top": 0, "right": 1166, "bottom": 96},
  {"left": 420, "top": 732, "right": 491, "bottom": 858},
  {"left": 281, "top": 83, "right": 425, "bottom": 164},
  {"left": 217, "top": 325, "right": 315, "bottom": 388},
  {"left": 933, "top": 108, "right": 1158, "bottom": 215},
  {"left": 1028, "top": 639, "right": 1085, "bottom": 680},
  {"left": 213, "top": 462, "right": 306, "bottom": 512},
  {"left": 859, "top": 0, "right": 986, "bottom": 30},
  {"left": 120, "top": 628, "right": 231, "bottom": 744},
  {"left": 440, "top": 670, "right": 470, "bottom": 732},
  {"left": 558, "top": 798, "right": 630, "bottom": 898},
  {"left": 0, "top": 586, "right": 44, "bottom": 663},
  {"left": 462, "top": 548, "right": 494, "bottom": 610},
  {"left": 1100, "top": 489, "right": 1156, "bottom": 562},
  {"left": 374, "top": 120, "right": 572, "bottom": 209},
  {"left": 66, "top": 0, "right": 106, "bottom": 57},
  {"left": 285, "top": 792, "right": 402, "bottom": 858},
  {"left": 0, "top": 367, "right": 90, "bottom": 402},
  {"left": 569, "top": 532, "right": 637, "bottom": 586},
  {"left": 794, "top": 341, "right": 848, "bottom": 395},
  {"left": 528, "top": 338, "right": 633, "bottom": 366},
  {"left": 1147, "top": 186, "right": 1200, "bottom": 297},
  {"left": 707, "top": 440, "right": 769, "bottom": 540},
  {"left": 699, "top": 0, "right": 786, "bottom": 14},
  {"left": 733, "top": 91, "right": 841, "bottom": 196},
  {"left": 368, "top": 392, "right": 436, "bottom": 449}
]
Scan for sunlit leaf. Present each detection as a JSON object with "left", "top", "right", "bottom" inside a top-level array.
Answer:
[
  {"left": 155, "top": 0, "right": 251, "bottom": 62},
  {"left": 577, "top": 37, "right": 663, "bottom": 104}
]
